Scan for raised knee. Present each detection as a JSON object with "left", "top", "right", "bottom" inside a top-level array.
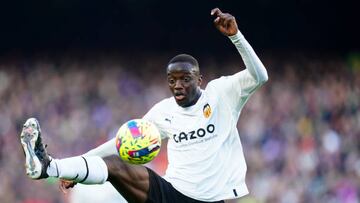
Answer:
[{"left": 103, "top": 155, "right": 124, "bottom": 171}]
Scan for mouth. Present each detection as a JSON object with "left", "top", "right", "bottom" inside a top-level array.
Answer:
[{"left": 174, "top": 92, "right": 186, "bottom": 101}]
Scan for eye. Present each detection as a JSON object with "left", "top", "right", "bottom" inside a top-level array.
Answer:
[
  {"left": 183, "top": 77, "right": 191, "bottom": 82},
  {"left": 168, "top": 78, "right": 175, "bottom": 85}
]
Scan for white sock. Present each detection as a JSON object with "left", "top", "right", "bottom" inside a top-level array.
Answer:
[{"left": 47, "top": 156, "right": 108, "bottom": 184}]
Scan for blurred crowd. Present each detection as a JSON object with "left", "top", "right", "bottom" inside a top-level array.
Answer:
[{"left": 0, "top": 52, "right": 359, "bottom": 203}]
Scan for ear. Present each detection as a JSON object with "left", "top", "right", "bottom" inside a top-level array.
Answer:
[{"left": 197, "top": 75, "right": 203, "bottom": 86}]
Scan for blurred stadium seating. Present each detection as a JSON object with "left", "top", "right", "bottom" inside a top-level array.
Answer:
[{"left": 0, "top": 52, "right": 359, "bottom": 203}]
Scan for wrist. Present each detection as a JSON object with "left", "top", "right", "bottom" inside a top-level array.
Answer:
[{"left": 228, "top": 30, "right": 244, "bottom": 43}]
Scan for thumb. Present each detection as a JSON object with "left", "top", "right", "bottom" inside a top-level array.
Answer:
[{"left": 214, "top": 17, "right": 220, "bottom": 24}]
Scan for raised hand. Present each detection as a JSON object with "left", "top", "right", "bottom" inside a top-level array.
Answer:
[{"left": 211, "top": 8, "right": 238, "bottom": 36}]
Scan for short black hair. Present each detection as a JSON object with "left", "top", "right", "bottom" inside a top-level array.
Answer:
[{"left": 168, "top": 54, "right": 199, "bottom": 68}]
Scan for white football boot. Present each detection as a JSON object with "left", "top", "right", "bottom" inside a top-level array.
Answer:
[{"left": 20, "top": 118, "right": 51, "bottom": 179}]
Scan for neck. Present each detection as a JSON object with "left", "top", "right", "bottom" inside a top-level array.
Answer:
[{"left": 183, "top": 89, "right": 202, "bottom": 107}]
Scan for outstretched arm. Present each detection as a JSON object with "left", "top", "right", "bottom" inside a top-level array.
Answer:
[
  {"left": 211, "top": 8, "right": 268, "bottom": 84},
  {"left": 82, "top": 137, "right": 118, "bottom": 157}
]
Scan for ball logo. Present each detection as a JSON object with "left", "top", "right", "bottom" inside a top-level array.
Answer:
[{"left": 203, "top": 103, "right": 212, "bottom": 118}]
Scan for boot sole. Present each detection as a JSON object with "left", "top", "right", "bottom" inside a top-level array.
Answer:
[{"left": 20, "top": 119, "right": 42, "bottom": 179}]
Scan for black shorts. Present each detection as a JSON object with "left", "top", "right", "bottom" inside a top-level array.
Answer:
[{"left": 145, "top": 168, "right": 224, "bottom": 203}]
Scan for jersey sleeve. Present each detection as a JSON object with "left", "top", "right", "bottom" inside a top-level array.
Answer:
[
  {"left": 143, "top": 101, "right": 170, "bottom": 140},
  {"left": 82, "top": 137, "right": 118, "bottom": 158},
  {"left": 207, "top": 72, "right": 258, "bottom": 117},
  {"left": 206, "top": 30, "right": 268, "bottom": 117},
  {"left": 81, "top": 101, "right": 169, "bottom": 158},
  {"left": 229, "top": 30, "right": 268, "bottom": 85}
]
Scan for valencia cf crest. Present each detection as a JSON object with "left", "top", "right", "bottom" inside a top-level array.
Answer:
[{"left": 203, "top": 103, "right": 212, "bottom": 118}]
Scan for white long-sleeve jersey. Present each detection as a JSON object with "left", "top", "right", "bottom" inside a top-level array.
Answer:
[{"left": 85, "top": 30, "right": 268, "bottom": 201}]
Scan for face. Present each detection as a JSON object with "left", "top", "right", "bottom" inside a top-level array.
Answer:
[{"left": 167, "top": 62, "right": 202, "bottom": 107}]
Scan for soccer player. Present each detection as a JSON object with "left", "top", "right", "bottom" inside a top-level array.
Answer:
[{"left": 20, "top": 8, "right": 268, "bottom": 203}]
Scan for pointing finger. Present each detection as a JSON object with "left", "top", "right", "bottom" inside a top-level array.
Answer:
[{"left": 211, "top": 8, "right": 222, "bottom": 16}]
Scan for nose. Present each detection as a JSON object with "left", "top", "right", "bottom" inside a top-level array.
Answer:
[{"left": 174, "top": 80, "right": 184, "bottom": 89}]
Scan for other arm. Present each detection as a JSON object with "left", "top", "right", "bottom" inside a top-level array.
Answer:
[{"left": 211, "top": 8, "right": 268, "bottom": 85}]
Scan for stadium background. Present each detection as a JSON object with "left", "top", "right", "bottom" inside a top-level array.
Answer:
[{"left": 0, "top": 0, "right": 359, "bottom": 202}]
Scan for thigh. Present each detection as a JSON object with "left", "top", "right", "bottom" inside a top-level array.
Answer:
[
  {"left": 103, "top": 155, "right": 149, "bottom": 203},
  {"left": 146, "top": 168, "right": 224, "bottom": 203}
]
